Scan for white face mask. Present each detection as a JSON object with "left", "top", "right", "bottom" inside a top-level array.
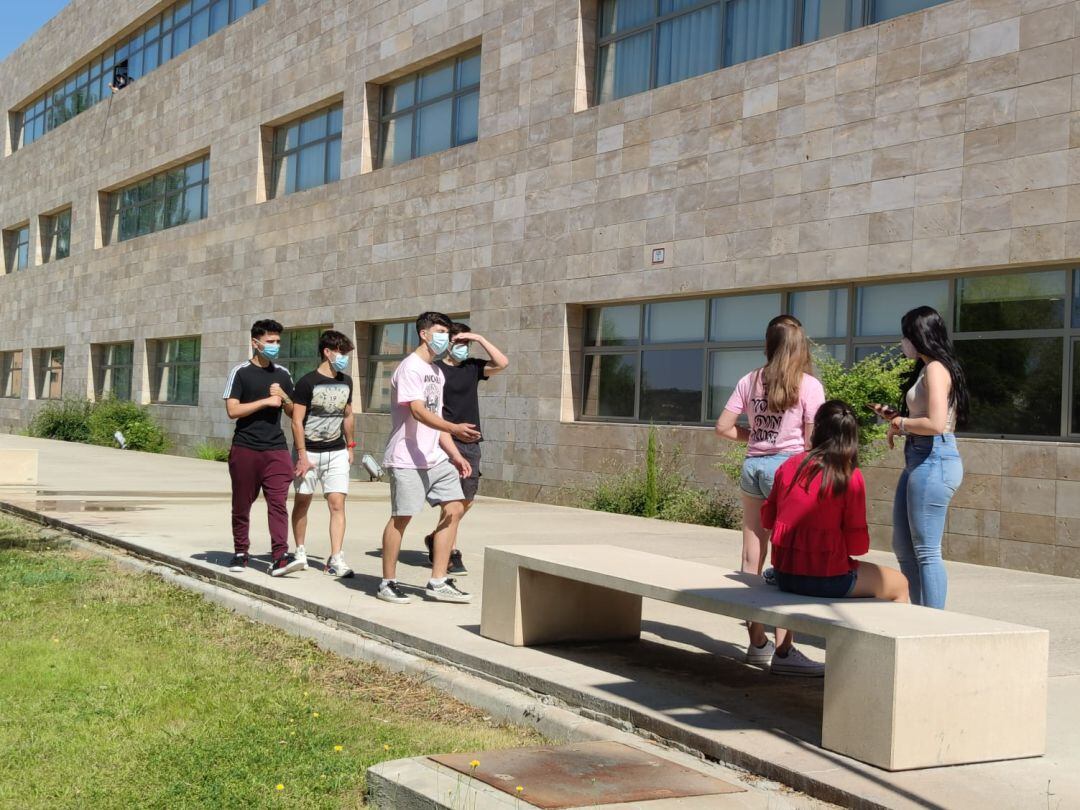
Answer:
[{"left": 900, "top": 337, "right": 918, "bottom": 359}]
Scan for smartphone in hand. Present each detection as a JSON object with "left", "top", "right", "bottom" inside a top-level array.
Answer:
[{"left": 867, "top": 403, "right": 899, "bottom": 420}]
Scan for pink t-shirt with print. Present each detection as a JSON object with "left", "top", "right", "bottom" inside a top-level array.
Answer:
[
  {"left": 383, "top": 352, "right": 449, "bottom": 470},
  {"left": 724, "top": 371, "right": 825, "bottom": 458}
]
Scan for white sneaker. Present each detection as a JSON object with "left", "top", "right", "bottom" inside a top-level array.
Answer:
[
  {"left": 295, "top": 545, "right": 308, "bottom": 571},
  {"left": 745, "top": 639, "right": 776, "bottom": 666},
  {"left": 425, "top": 577, "right": 473, "bottom": 603},
  {"left": 327, "top": 553, "right": 354, "bottom": 578},
  {"left": 377, "top": 580, "right": 412, "bottom": 604},
  {"left": 770, "top": 646, "right": 825, "bottom": 677}
]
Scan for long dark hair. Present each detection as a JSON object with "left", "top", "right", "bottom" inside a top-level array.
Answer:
[
  {"left": 793, "top": 400, "right": 860, "bottom": 496},
  {"left": 898, "top": 306, "right": 969, "bottom": 426}
]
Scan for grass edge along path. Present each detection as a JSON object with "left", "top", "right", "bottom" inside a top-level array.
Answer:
[{"left": 0, "top": 513, "right": 545, "bottom": 809}]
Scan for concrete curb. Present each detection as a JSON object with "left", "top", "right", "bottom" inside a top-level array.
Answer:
[{"left": 3, "top": 501, "right": 866, "bottom": 809}]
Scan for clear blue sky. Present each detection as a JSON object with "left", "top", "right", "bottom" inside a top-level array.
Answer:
[{"left": 0, "top": 0, "right": 72, "bottom": 63}]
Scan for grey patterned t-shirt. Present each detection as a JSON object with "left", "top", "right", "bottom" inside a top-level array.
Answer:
[{"left": 293, "top": 370, "right": 353, "bottom": 452}]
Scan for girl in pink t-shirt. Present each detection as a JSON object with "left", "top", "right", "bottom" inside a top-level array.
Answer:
[{"left": 714, "top": 315, "right": 825, "bottom": 676}]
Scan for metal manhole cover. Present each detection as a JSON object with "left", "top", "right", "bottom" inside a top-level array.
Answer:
[{"left": 430, "top": 740, "right": 744, "bottom": 808}]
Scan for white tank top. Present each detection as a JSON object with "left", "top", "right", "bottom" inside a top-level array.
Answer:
[{"left": 906, "top": 366, "right": 956, "bottom": 433}]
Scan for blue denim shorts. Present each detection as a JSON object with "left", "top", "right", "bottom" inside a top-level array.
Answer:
[
  {"left": 776, "top": 568, "right": 858, "bottom": 598},
  {"left": 740, "top": 453, "right": 795, "bottom": 499}
]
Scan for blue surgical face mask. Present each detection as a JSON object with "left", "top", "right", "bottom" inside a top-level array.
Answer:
[
  {"left": 330, "top": 352, "right": 349, "bottom": 373},
  {"left": 257, "top": 340, "right": 280, "bottom": 360},
  {"left": 427, "top": 332, "right": 450, "bottom": 356},
  {"left": 450, "top": 343, "right": 469, "bottom": 362}
]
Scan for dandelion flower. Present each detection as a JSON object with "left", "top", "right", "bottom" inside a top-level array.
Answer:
[
  {"left": 334, "top": 745, "right": 343, "bottom": 752},
  {"left": 275, "top": 784, "right": 284, "bottom": 791},
  {"left": 516, "top": 786, "right": 524, "bottom": 793},
  {"left": 470, "top": 759, "right": 481, "bottom": 769},
  {"left": 312, "top": 712, "right": 320, "bottom": 718},
  {"left": 383, "top": 744, "right": 390, "bottom": 751}
]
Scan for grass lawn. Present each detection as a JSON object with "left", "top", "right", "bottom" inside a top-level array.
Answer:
[{"left": 0, "top": 514, "right": 544, "bottom": 809}]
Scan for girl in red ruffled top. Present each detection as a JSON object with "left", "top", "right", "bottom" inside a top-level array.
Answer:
[{"left": 762, "top": 400, "right": 909, "bottom": 602}]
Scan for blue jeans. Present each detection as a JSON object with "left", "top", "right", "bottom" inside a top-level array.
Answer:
[
  {"left": 740, "top": 453, "right": 795, "bottom": 499},
  {"left": 892, "top": 434, "right": 963, "bottom": 609}
]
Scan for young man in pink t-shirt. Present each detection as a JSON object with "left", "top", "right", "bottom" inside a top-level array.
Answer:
[{"left": 377, "top": 312, "right": 482, "bottom": 605}]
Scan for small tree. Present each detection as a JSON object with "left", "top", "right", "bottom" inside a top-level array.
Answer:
[{"left": 643, "top": 427, "right": 659, "bottom": 518}]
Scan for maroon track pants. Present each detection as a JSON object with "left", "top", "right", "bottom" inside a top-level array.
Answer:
[{"left": 228, "top": 445, "right": 292, "bottom": 560}]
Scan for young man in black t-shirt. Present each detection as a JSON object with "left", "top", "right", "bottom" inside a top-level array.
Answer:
[
  {"left": 423, "top": 321, "right": 509, "bottom": 575},
  {"left": 223, "top": 319, "right": 304, "bottom": 577},
  {"left": 290, "top": 330, "right": 356, "bottom": 578}
]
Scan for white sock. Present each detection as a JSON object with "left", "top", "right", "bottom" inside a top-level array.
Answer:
[
  {"left": 380, "top": 578, "right": 394, "bottom": 589},
  {"left": 429, "top": 577, "right": 447, "bottom": 588}
]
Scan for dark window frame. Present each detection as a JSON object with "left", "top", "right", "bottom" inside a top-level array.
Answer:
[
  {"left": 36, "top": 347, "right": 65, "bottom": 400},
  {"left": 365, "top": 320, "right": 423, "bottom": 414},
  {"left": 150, "top": 336, "right": 201, "bottom": 405},
  {"left": 581, "top": 266, "right": 1080, "bottom": 441},
  {"left": 377, "top": 48, "right": 482, "bottom": 168},
  {"left": 93, "top": 341, "right": 135, "bottom": 400},
  {"left": 0, "top": 350, "right": 23, "bottom": 398},
  {"left": 270, "top": 105, "right": 343, "bottom": 197},
  {"left": 277, "top": 325, "right": 330, "bottom": 378},
  {"left": 3, "top": 225, "right": 30, "bottom": 272},
  {"left": 42, "top": 208, "right": 72, "bottom": 263},
  {"left": 111, "top": 155, "right": 209, "bottom": 243}
]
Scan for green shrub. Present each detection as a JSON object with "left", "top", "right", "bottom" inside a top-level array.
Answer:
[
  {"left": 195, "top": 442, "right": 230, "bottom": 462},
  {"left": 29, "top": 399, "right": 93, "bottom": 443},
  {"left": 28, "top": 397, "right": 169, "bottom": 453},
  {"left": 584, "top": 437, "right": 740, "bottom": 530},
  {"left": 87, "top": 397, "right": 169, "bottom": 453}
]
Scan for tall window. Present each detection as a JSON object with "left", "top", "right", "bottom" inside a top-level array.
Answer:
[
  {"left": 271, "top": 105, "right": 342, "bottom": 197},
  {"left": 150, "top": 337, "right": 200, "bottom": 405},
  {"left": 35, "top": 348, "right": 64, "bottom": 400},
  {"left": 16, "top": 0, "right": 269, "bottom": 149},
  {"left": 111, "top": 155, "right": 209, "bottom": 243},
  {"left": 3, "top": 225, "right": 30, "bottom": 273},
  {"left": 0, "top": 351, "right": 22, "bottom": 398},
  {"left": 278, "top": 327, "right": 325, "bottom": 377},
  {"left": 582, "top": 267, "right": 1080, "bottom": 439},
  {"left": 379, "top": 49, "right": 481, "bottom": 168},
  {"left": 42, "top": 209, "right": 72, "bottom": 263},
  {"left": 93, "top": 342, "right": 135, "bottom": 401},
  {"left": 596, "top": 0, "right": 946, "bottom": 103},
  {"left": 366, "top": 321, "right": 421, "bottom": 412}
]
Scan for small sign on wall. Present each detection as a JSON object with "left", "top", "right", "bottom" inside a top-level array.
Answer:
[{"left": 651, "top": 247, "right": 665, "bottom": 264}]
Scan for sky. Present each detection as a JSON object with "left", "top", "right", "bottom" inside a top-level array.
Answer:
[{"left": 0, "top": 0, "right": 71, "bottom": 63}]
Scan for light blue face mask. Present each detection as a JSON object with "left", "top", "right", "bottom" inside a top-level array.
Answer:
[
  {"left": 257, "top": 340, "right": 280, "bottom": 360},
  {"left": 330, "top": 352, "right": 349, "bottom": 373},
  {"left": 450, "top": 343, "right": 469, "bottom": 362},
  {"left": 427, "top": 332, "right": 450, "bottom": 355}
]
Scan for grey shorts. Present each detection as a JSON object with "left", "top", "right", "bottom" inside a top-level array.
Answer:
[
  {"left": 454, "top": 439, "right": 481, "bottom": 501},
  {"left": 388, "top": 460, "right": 465, "bottom": 517}
]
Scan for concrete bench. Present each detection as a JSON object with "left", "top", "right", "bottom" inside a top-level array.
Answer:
[{"left": 479, "top": 544, "right": 1048, "bottom": 771}]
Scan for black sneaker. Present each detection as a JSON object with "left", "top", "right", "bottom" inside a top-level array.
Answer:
[
  {"left": 228, "top": 553, "right": 249, "bottom": 572},
  {"left": 377, "top": 580, "right": 412, "bottom": 604},
  {"left": 269, "top": 554, "right": 305, "bottom": 577},
  {"left": 423, "top": 533, "right": 435, "bottom": 563},
  {"left": 447, "top": 550, "right": 468, "bottom": 577}
]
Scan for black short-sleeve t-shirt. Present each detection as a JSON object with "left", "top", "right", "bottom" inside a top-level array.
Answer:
[
  {"left": 436, "top": 358, "right": 488, "bottom": 437},
  {"left": 293, "top": 370, "right": 353, "bottom": 452},
  {"left": 223, "top": 361, "right": 295, "bottom": 451}
]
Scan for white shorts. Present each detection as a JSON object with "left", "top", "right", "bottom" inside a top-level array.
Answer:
[{"left": 294, "top": 449, "right": 350, "bottom": 496}]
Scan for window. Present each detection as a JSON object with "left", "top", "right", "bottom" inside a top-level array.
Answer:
[
  {"left": 596, "top": 0, "right": 948, "bottom": 103},
  {"left": 93, "top": 342, "right": 134, "bottom": 400},
  {"left": 0, "top": 351, "right": 22, "bottom": 398},
  {"left": 278, "top": 327, "right": 324, "bottom": 377},
  {"left": 379, "top": 49, "right": 481, "bottom": 168},
  {"left": 35, "top": 348, "right": 64, "bottom": 400},
  {"left": 366, "top": 321, "right": 421, "bottom": 412},
  {"left": 150, "top": 337, "right": 200, "bottom": 405},
  {"left": 271, "top": 105, "right": 342, "bottom": 197},
  {"left": 111, "top": 155, "right": 209, "bottom": 243},
  {"left": 3, "top": 225, "right": 30, "bottom": 272},
  {"left": 16, "top": 0, "right": 269, "bottom": 149},
  {"left": 581, "top": 266, "right": 1080, "bottom": 439},
  {"left": 42, "top": 209, "right": 72, "bottom": 263}
]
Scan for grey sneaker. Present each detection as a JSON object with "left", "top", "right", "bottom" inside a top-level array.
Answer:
[
  {"left": 425, "top": 577, "right": 473, "bottom": 603},
  {"left": 745, "top": 639, "right": 776, "bottom": 666},
  {"left": 377, "top": 580, "right": 412, "bottom": 604},
  {"left": 327, "top": 553, "right": 354, "bottom": 578},
  {"left": 770, "top": 647, "right": 825, "bottom": 678},
  {"left": 294, "top": 545, "right": 308, "bottom": 571}
]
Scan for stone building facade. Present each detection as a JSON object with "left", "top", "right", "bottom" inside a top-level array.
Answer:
[{"left": 2, "top": 0, "right": 1080, "bottom": 577}]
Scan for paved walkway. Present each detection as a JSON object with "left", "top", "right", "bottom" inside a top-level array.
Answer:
[{"left": 2, "top": 435, "right": 1077, "bottom": 809}]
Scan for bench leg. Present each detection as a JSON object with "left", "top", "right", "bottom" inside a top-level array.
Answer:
[
  {"left": 822, "top": 628, "right": 1048, "bottom": 770},
  {"left": 481, "top": 554, "right": 642, "bottom": 646}
]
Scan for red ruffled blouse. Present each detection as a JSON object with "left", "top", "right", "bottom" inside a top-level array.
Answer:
[{"left": 761, "top": 453, "right": 870, "bottom": 577}]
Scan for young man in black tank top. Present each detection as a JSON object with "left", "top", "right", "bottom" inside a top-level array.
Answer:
[{"left": 422, "top": 321, "right": 509, "bottom": 575}]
